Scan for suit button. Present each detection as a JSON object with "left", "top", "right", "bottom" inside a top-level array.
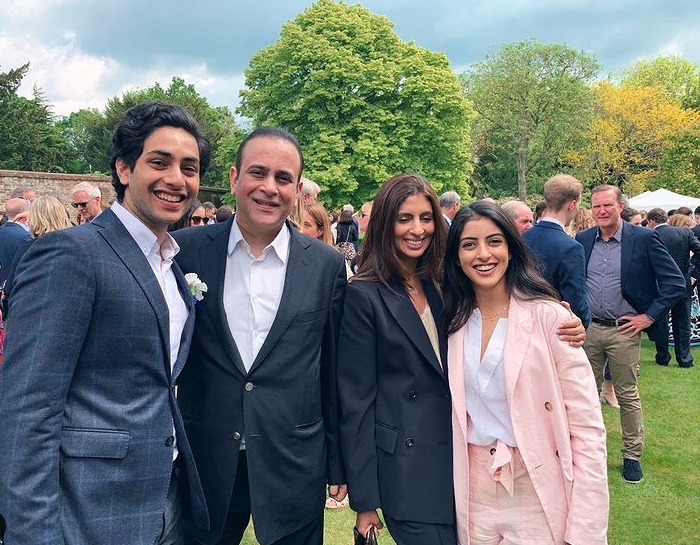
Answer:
[
  {"left": 232, "top": 432, "right": 242, "bottom": 441},
  {"left": 245, "top": 382, "right": 255, "bottom": 392},
  {"left": 405, "top": 438, "right": 414, "bottom": 447},
  {"left": 545, "top": 401, "right": 553, "bottom": 412},
  {"left": 165, "top": 435, "right": 175, "bottom": 447},
  {"left": 409, "top": 390, "right": 418, "bottom": 400},
  {"left": 489, "top": 448, "right": 496, "bottom": 455}
]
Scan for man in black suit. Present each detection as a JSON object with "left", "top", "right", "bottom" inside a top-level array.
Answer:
[
  {"left": 523, "top": 173, "right": 590, "bottom": 327},
  {"left": 646, "top": 207, "right": 700, "bottom": 367},
  {"left": 173, "top": 127, "right": 347, "bottom": 545}
]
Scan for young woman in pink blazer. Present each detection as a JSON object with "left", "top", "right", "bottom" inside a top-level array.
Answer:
[{"left": 442, "top": 201, "right": 609, "bottom": 545}]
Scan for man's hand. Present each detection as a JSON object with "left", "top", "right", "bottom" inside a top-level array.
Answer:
[
  {"left": 617, "top": 314, "right": 653, "bottom": 337},
  {"left": 14, "top": 211, "right": 30, "bottom": 226},
  {"left": 328, "top": 483, "right": 347, "bottom": 502},
  {"left": 356, "top": 510, "right": 383, "bottom": 539},
  {"left": 557, "top": 301, "right": 586, "bottom": 347}
]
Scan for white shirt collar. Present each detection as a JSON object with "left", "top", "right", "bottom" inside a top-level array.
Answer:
[
  {"left": 540, "top": 216, "right": 565, "bottom": 229},
  {"left": 111, "top": 201, "right": 180, "bottom": 260},
  {"left": 228, "top": 217, "right": 290, "bottom": 264}
]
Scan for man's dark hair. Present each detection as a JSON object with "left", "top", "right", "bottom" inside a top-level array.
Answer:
[
  {"left": 694, "top": 206, "right": 700, "bottom": 216},
  {"left": 621, "top": 207, "right": 640, "bottom": 222},
  {"left": 675, "top": 206, "right": 692, "bottom": 216},
  {"left": 646, "top": 207, "right": 667, "bottom": 224},
  {"left": 215, "top": 205, "right": 234, "bottom": 223},
  {"left": 234, "top": 127, "right": 304, "bottom": 182},
  {"left": 110, "top": 101, "right": 211, "bottom": 202}
]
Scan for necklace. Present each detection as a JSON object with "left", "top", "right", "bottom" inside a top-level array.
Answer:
[{"left": 480, "top": 305, "right": 508, "bottom": 322}]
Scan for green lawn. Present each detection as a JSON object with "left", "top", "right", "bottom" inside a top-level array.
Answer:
[{"left": 242, "top": 340, "right": 700, "bottom": 545}]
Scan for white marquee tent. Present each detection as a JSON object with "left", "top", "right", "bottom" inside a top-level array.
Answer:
[{"left": 627, "top": 188, "right": 700, "bottom": 212}]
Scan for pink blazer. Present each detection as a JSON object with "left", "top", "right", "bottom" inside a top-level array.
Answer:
[{"left": 449, "top": 296, "right": 609, "bottom": 545}]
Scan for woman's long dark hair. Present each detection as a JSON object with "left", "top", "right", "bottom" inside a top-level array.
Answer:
[
  {"left": 442, "top": 201, "right": 558, "bottom": 334},
  {"left": 355, "top": 173, "right": 445, "bottom": 289}
]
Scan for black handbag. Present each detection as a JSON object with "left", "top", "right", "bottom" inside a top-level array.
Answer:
[{"left": 353, "top": 525, "right": 378, "bottom": 545}]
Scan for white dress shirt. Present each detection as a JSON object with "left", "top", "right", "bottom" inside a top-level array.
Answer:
[
  {"left": 223, "top": 219, "right": 290, "bottom": 373},
  {"left": 111, "top": 202, "right": 188, "bottom": 460},
  {"left": 463, "top": 310, "right": 516, "bottom": 446}
]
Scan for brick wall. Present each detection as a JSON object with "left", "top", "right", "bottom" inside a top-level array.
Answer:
[{"left": 0, "top": 170, "right": 115, "bottom": 220}]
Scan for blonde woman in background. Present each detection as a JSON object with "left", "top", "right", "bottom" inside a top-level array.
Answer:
[
  {"left": 668, "top": 214, "right": 694, "bottom": 228},
  {"left": 301, "top": 203, "right": 333, "bottom": 245},
  {"left": 3, "top": 196, "right": 73, "bottom": 310},
  {"left": 565, "top": 206, "right": 595, "bottom": 236}
]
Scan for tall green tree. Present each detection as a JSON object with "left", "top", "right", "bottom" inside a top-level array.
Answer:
[
  {"left": 239, "top": 0, "right": 473, "bottom": 206},
  {"left": 0, "top": 63, "right": 73, "bottom": 172},
  {"left": 620, "top": 55, "right": 700, "bottom": 110},
  {"left": 60, "top": 77, "right": 243, "bottom": 186},
  {"left": 463, "top": 40, "right": 599, "bottom": 200}
]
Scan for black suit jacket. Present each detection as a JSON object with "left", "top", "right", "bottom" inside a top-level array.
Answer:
[
  {"left": 523, "top": 220, "right": 591, "bottom": 327},
  {"left": 337, "top": 278, "right": 454, "bottom": 524},
  {"left": 576, "top": 222, "right": 685, "bottom": 341},
  {"left": 654, "top": 224, "right": 700, "bottom": 292},
  {"left": 173, "top": 219, "right": 346, "bottom": 545}
]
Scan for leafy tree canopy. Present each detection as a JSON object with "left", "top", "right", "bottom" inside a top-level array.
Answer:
[
  {"left": 239, "top": 0, "right": 473, "bottom": 207},
  {"left": 463, "top": 40, "right": 599, "bottom": 200},
  {"left": 0, "top": 62, "right": 75, "bottom": 172},
  {"left": 620, "top": 55, "right": 700, "bottom": 110},
  {"left": 565, "top": 81, "right": 700, "bottom": 195}
]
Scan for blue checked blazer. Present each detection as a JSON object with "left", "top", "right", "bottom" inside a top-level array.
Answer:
[{"left": 0, "top": 208, "right": 208, "bottom": 545}]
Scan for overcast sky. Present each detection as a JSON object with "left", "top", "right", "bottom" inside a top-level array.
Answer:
[{"left": 2, "top": 0, "right": 699, "bottom": 118}]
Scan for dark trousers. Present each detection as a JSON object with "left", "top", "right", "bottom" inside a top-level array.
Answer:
[
  {"left": 185, "top": 451, "right": 323, "bottom": 545},
  {"left": 655, "top": 292, "right": 693, "bottom": 367},
  {"left": 383, "top": 514, "right": 456, "bottom": 545}
]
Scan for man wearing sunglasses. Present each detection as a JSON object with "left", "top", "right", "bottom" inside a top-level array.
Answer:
[{"left": 71, "top": 182, "right": 103, "bottom": 223}]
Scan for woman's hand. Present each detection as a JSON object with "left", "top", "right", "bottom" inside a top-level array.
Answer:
[
  {"left": 558, "top": 301, "right": 586, "bottom": 347},
  {"left": 356, "top": 510, "right": 383, "bottom": 538}
]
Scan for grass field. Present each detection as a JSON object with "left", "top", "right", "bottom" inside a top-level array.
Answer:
[{"left": 242, "top": 340, "right": 700, "bottom": 545}]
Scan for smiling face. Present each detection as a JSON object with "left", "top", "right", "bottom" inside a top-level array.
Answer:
[
  {"left": 116, "top": 126, "right": 200, "bottom": 238},
  {"left": 458, "top": 216, "right": 510, "bottom": 296},
  {"left": 230, "top": 136, "right": 302, "bottom": 244},
  {"left": 393, "top": 194, "right": 435, "bottom": 267}
]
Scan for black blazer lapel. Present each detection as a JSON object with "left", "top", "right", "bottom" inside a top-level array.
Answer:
[
  {"left": 171, "top": 261, "right": 195, "bottom": 383},
  {"left": 379, "top": 279, "right": 444, "bottom": 377},
  {"left": 94, "top": 209, "right": 171, "bottom": 378},
  {"left": 620, "top": 221, "right": 636, "bottom": 282},
  {"left": 248, "top": 226, "right": 309, "bottom": 374},
  {"left": 198, "top": 219, "right": 247, "bottom": 376}
]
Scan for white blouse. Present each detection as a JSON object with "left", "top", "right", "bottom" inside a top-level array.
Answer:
[{"left": 463, "top": 309, "right": 517, "bottom": 446}]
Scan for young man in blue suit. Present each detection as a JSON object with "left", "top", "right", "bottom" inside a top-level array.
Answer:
[
  {"left": 523, "top": 173, "right": 590, "bottom": 327},
  {"left": 0, "top": 102, "right": 210, "bottom": 545},
  {"left": 576, "top": 185, "right": 685, "bottom": 483}
]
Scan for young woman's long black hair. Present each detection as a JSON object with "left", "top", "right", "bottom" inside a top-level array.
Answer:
[{"left": 442, "top": 201, "right": 558, "bottom": 334}]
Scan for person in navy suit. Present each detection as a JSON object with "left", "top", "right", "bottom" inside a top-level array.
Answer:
[
  {"left": 576, "top": 185, "right": 685, "bottom": 483},
  {"left": 0, "top": 102, "right": 210, "bottom": 544},
  {"left": 0, "top": 197, "right": 31, "bottom": 286},
  {"left": 645, "top": 208, "right": 700, "bottom": 367},
  {"left": 523, "top": 174, "right": 590, "bottom": 327}
]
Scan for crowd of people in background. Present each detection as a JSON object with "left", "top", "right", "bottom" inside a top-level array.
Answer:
[{"left": 0, "top": 100, "right": 697, "bottom": 545}]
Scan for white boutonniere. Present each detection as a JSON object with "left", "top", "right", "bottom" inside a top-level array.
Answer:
[{"left": 185, "top": 273, "right": 208, "bottom": 302}]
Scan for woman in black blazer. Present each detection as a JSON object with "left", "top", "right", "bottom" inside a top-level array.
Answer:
[{"left": 337, "top": 173, "right": 455, "bottom": 545}]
